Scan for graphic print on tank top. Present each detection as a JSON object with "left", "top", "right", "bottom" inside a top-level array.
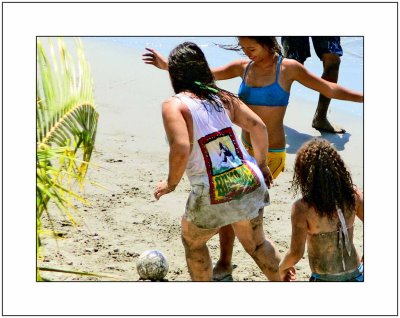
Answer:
[{"left": 198, "top": 127, "right": 261, "bottom": 204}]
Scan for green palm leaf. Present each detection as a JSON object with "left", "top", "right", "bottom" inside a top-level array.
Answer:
[{"left": 36, "top": 37, "right": 99, "bottom": 281}]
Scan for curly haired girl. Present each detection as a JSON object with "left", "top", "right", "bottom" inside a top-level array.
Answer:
[{"left": 279, "top": 138, "right": 364, "bottom": 281}]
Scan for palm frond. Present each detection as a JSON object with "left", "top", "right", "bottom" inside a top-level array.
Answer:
[
  {"left": 38, "top": 267, "right": 125, "bottom": 280},
  {"left": 37, "top": 38, "right": 98, "bottom": 177},
  {"left": 37, "top": 37, "right": 99, "bottom": 281}
]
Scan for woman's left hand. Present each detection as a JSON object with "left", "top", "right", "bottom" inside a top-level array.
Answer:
[
  {"left": 154, "top": 180, "right": 176, "bottom": 200},
  {"left": 259, "top": 163, "right": 273, "bottom": 188},
  {"left": 280, "top": 267, "right": 296, "bottom": 282}
]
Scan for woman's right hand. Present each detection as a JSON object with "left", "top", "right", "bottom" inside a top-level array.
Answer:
[
  {"left": 142, "top": 48, "right": 168, "bottom": 70},
  {"left": 154, "top": 180, "right": 176, "bottom": 200}
]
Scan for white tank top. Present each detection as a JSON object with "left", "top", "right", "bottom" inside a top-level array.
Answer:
[{"left": 176, "top": 93, "right": 265, "bottom": 205}]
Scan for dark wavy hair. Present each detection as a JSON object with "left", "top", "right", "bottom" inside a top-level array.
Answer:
[
  {"left": 168, "top": 42, "right": 240, "bottom": 112},
  {"left": 217, "top": 36, "right": 282, "bottom": 56},
  {"left": 291, "top": 138, "right": 356, "bottom": 219}
]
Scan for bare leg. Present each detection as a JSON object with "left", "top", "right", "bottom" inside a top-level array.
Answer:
[
  {"left": 181, "top": 217, "right": 219, "bottom": 281},
  {"left": 312, "top": 53, "right": 345, "bottom": 133},
  {"left": 213, "top": 225, "right": 235, "bottom": 280},
  {"left": 232, "top": 210, "right": 282, "bottom": 281}
]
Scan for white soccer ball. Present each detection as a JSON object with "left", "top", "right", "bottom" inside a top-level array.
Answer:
[{"left": 136, "top": 250, "right": 169, "bottom": 281}]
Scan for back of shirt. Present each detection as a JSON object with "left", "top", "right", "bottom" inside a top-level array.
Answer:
[{"left": 176, "top": 93, "right": 265, "bottom": 205}]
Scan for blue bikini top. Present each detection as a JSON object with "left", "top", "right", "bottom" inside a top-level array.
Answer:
[{"left": 238, "top": 55, "right": 290, "bottom": 107}]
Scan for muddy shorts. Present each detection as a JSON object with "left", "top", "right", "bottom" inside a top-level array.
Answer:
[
  {"left": 184, "top": 175, "right": 270, "bottom": 229},
  {"left": 281, "top": 36, "right": 343, "bottom": 63}
]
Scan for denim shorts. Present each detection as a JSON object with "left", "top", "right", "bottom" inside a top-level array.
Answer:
[
  {"left": 281, "top": 36, "right": 343, "bottom": 63},
  {"left": 309, "top": 263, "right": 364, "bottom": 282}
]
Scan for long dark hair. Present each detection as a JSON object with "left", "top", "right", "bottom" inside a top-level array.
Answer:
[
  {"left": 291, "top": 138, "right": 356, "bottom": 218},
  {"left": 217, "top": 36, "right": 282, "bottom": 56},
  {"left": 168, "top": 41, "right": 238, "bottom": 112}
]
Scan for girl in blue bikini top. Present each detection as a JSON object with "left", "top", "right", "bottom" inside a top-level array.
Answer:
[{"left": 238, "top": 55, "right": 290, "bottom": 107}]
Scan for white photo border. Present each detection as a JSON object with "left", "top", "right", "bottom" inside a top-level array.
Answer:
[{"left": 2, "top": 1, "right": 398, "bottom": 316}]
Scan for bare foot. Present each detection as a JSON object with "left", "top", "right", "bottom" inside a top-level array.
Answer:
[
  {"left": 312, "top": 118, "right": 346, "bottom": 134},
  {"left": 212, "top": 261, "right": 234, "bottom": 281}
]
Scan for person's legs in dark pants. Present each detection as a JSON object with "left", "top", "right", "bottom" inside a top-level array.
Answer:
[{"left": 311, "top": 36, "right": 344, "bottom": 133}]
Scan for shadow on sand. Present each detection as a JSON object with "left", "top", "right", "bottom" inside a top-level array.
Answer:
[{"left": 284, "top": 125, "right": 351, "bottom": 154}]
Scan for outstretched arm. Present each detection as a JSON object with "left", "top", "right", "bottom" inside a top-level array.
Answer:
[
  {"left": 279, "top": 200, "right": 308, "bottom": 281},
  {"left": 211, "top": 60, "right": 247, "bottom": 80},
  {"left": 154, "top": 98, "right": 190, "bottom": 200},
  {"left": 142, "top": 47, "right": 246, "bottom": 81},
  {"left": 287, "top": 59, "right": 363, "bottom": 103}
]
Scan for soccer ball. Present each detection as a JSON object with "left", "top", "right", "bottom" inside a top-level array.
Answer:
[{"left": 136, "top": 250, "right": 169, "bottom": 281}]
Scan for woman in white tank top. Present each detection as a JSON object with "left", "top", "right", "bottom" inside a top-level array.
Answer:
[{"left": 153, "top": 42, "right": 291, "bottom": 281}]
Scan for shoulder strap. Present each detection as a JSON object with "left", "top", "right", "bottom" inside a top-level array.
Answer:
[
  {"left": 173, "top": 93, "right": 196, "bottom": 112},
  {"left": 275, "top": 55, "right": 282, "bottom": 82},
  {"left": 242, "top": 61, "right": 252, "bottom": 80},
  {"left": 337, "top": 208, "right": 352, "bottom": 271}
]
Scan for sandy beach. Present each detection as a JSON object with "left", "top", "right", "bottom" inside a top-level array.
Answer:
[{"left": 39, "top": 37, "right": 364, "bottom": 282}]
